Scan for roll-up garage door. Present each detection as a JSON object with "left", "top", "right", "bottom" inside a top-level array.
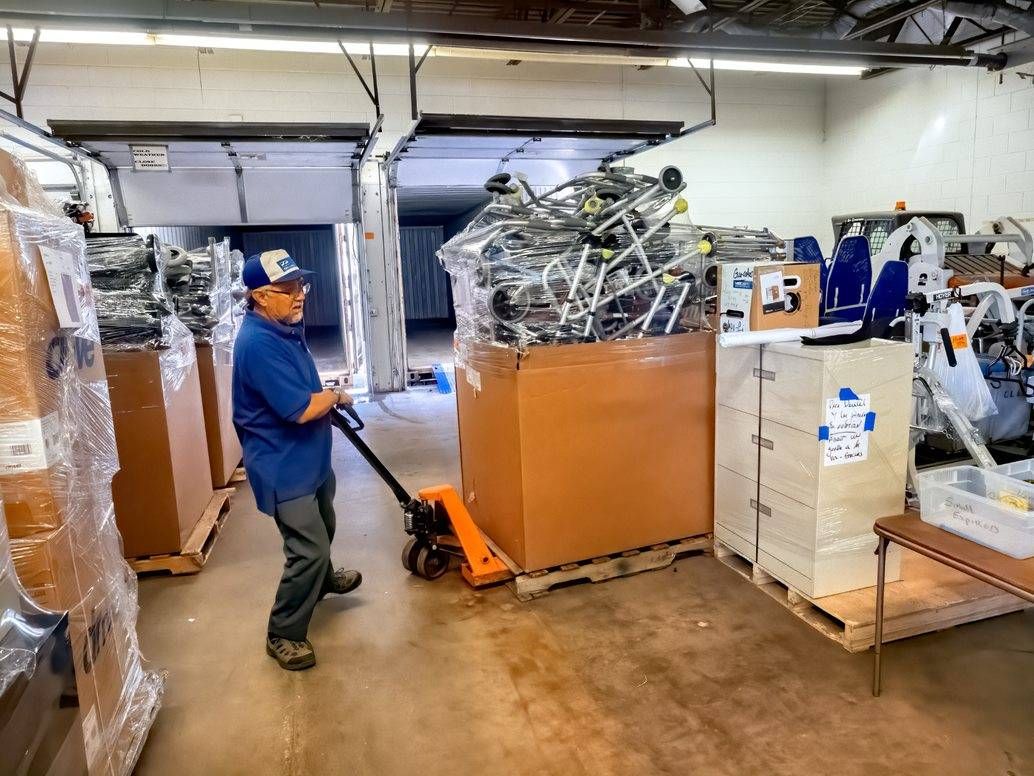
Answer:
[
  {"left": 391, "top": 113, "right": 685, "bottom": 189},
  {"left": 49, "top": 121, "right": 374, "bottom": 226}
]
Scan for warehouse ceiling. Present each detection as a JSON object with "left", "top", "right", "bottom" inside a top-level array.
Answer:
[{"left": 1, "top": 0, "right": 1030, "bottom": 69}]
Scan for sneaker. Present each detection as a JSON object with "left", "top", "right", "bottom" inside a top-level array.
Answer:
[
  {"left": 266, "top": 635, "right": 316, "bottom": 671},
  {"left": 319, "top": 568, "right": 362, "bottom": 601}
]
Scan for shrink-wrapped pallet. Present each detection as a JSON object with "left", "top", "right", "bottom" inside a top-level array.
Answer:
[{"left": 0, "top": 149, "right": 162, "bottom": 775}]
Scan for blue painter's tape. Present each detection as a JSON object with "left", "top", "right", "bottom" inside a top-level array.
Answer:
[
  {"left": 839, "top": 387, "right": 860, "bottom": 401},
  {"left": 818, "top": 425, "right": 829, "bottom": 441},
  {"left": 864, "top": 411, "right": 876, "bottom": 431}
]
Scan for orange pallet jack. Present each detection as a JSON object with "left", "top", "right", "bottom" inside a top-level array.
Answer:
[{"left": 331, "top": 407, "right": 511, "bottom": 586}]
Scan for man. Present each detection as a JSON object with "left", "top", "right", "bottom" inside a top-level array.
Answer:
[{"left": 232, "top": 248, "right": 361, "bottom": 671}]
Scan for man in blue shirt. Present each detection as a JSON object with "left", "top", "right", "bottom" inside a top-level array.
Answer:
[{"left": 233, "top": 249, "right": 361, "bottom": 671}]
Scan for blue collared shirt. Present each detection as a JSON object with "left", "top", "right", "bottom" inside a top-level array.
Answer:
[{"left": 232, "top": 310, "right": 331, "bottom": 515}]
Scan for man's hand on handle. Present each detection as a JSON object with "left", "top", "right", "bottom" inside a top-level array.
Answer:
[{"left": 298, "top": 388, "right": 347, "bottom": 423}]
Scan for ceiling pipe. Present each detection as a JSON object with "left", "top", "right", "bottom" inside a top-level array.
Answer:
[
  {"left": 943, "top": 0, "right": 1034, "bottom": 36},
  {"left": 678, "top": 0, "right": 905, "bottom": 37}
]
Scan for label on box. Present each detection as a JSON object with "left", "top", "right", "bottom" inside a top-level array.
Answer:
[
  {"left": 82, "top": 706, "right": 102, "bottom": 769},
  {"left": 39, "top": 245, "right": 84, "bottom": 330},
  {"left": 130, "top": 143, "right": 169, "bottom": 171},
  {"left": 758, "top": 269, "right": 786, "bottom": 314},
  {"left": 0, "top": 413, "right": 65, "bottom": 473},
  {"left": 465, "top": 366, "right": 482, "bottom": 392},
  {"left": 731, "top": 265, "right": 754, "bottom": 290},
  {"left": 820, "top": 392, "right": 871, "bottom": 467}
]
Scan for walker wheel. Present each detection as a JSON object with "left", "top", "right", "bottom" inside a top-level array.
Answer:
[
  {"left": 414, "top": 544, "right": 451, "bottom": 580},
  {"left": 402, "top": 537, "right": 422, "bottom": 573}
]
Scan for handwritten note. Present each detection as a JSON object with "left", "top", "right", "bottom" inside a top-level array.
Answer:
[{"left": 821, "top": 392, "right": 871, "bottom": 467}]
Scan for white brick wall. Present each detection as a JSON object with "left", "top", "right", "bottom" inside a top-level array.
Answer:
[
  {"left": 822, "top": 65, "right": 1034, "bottom": 252},
  {"left": 7, "top": 42, "right": 828, "bottom": 240}
]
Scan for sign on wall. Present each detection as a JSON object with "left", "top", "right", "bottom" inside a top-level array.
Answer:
[{"left": 130, "top": 144, "right": 169, "bottom": 172}]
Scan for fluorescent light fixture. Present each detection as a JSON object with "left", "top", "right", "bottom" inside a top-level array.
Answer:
[
  {"left": 0, "top": 27, "right": 152, "bottom": 45},
  {"left": 673, "top": 57, "right": 864, "bottom": 76},
  {"left": 0, "top": 27, "right": 427, "bottom": 56},
  {"left": 157, "top": 35, "right": 425, "bottom": 57}
]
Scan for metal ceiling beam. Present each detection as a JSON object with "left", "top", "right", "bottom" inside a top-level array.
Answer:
[
  {"left": 842, "top": 0, "right": 941, "bottom": 40},
  {"left": 0, "top": 1, "right": 1005, "bottom": 68}
]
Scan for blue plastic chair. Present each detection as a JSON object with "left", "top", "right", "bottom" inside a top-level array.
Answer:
[
  {"left": 862, "top": 260, "right": 908, "bottom": 334},
  {"left": 823, "top": 235, "right": 872, "bottom": 320},
  {"left": 791, "top": 235, "right": 830, "bottom": 312}
]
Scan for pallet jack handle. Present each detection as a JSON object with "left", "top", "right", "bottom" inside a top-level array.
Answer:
[{"left": 330, "top": 407, "right": 414, "bottom": 508}]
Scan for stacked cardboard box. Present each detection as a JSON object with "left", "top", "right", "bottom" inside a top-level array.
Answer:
[
  {"left": 86, "top": 234, "right": 214, "bottom": 558},
  {"left": 197, "top": 342, "right": 242, "bottom": 487},
  {"left": 0, "top": 149, "right": 162, "bottom": 775},
  {"left": 455, "top": 331, "right": 716, "bottom": 571},
  {"left": 178, "top": 238, "right": 240, "bottom": 489},
  {"left": 105, "top": 348, "right": 213, "bottom": 558}
]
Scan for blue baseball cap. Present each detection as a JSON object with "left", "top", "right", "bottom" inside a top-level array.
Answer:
[{"left": 242, "top": 249, "right": 314, "bottom": 290}]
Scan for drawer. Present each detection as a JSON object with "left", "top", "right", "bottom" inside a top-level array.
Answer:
[
  {"left": 759, "top": 348, "right": 823, "bottom": 432},
  {"left": 757, "top": 418, "right": 819, "bottom": 509},
  {"left": 715, "top": 404, "right": 760, "bottom": 481},
  {"left": 756, "top": 483, "right": 816, "bottom": 583},
  {"left": 716, "top": 345, "right": 759, "bottom": 415},
  {"left": 714, "top": 465, "right": 758, "bottom": 548}
]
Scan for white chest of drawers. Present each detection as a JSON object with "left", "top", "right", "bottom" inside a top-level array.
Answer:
[{"left": 714, "top": 339, "right": 911, "bottom": 598}]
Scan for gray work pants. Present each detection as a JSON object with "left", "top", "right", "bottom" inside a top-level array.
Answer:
[{"left": 268, "top": 471, "right": 337, "bottom": 641}]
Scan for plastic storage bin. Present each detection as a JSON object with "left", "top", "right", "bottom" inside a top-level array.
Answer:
[
  {"left": 917, "top": 465, "right": 1034, "bottom": 559},
  {"left": 992, "top": 458, "right": 1034, "bottom": 484}
]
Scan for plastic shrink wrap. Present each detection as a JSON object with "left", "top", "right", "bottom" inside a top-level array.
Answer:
[
  {"left": 0, "top": 149, "right": 162, "bottom": 775},
  {"left": 714, "top": 339, "right": 913, "bottom": 597},
  {"left": 86, "top": 232, "right": 197, "bottom": 402},
  {"left": 438, "top": 168, "right": 783, "bottom": 350},
  {"left": 167, "top": 237, "right": 234, "bottom": 348},
  {"left": 1, "top": 501, "right": 87, "bottom": 775}
]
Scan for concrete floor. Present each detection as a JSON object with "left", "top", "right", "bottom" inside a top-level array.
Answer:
[
  {"left": 134, "top": 389, "right": 1034, "bottom": 776},
  {"left": 406, "top": 322, "right": 455, "bottom": 369}
]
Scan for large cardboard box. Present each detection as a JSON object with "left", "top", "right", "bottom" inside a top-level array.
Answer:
[
  {"left": 455, "top": 331, "right": 715, "bottom": 572},
  {"left": 67, "top": 587, "right": 134, "bottom": 774},
  {"left": 9, "top": 524, "right": 81, "bottom": 611},
  {"left": 106, "top": 350, "right": 213, "bottom": 558},
  {"left": 719, "top": 261, "right": 820, "bottom": 335},
  {"left": 196, "top": 344, "right": 242, "bottom": 488}
]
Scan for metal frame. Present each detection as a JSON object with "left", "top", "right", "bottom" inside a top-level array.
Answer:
[
  {"left": 604, "top": 58, "right": 716, "bottom": 163},
  {"left": 408, "top": 43, "right": 431, "bottom": 121},
  {"left": 0, "top": 131, "right": 85, "bottom": 198},
  {"left": 2, "top": 25, "right": 37, "bottom": 118},
  {"left": 0, "top": 2, "right": 1006, "bottom": 69},
  {"left": 340, "top": 41, "right": 382, "bottom": 117}
]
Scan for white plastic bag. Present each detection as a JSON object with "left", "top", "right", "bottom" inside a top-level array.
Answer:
[{"left": 931, "top": 303, "right": 998, "bottom": 421}]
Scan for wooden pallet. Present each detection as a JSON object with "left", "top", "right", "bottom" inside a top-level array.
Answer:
[
  {"left": 714, "top": 538, "right": 1032, "bottom": 652},
  {"left": 227, "top": 466, "right": 247, "bottom": 485},
  {"left": 493, "top": 534, "right": 713, "bottom": 602},
  {"left": 128, "top": 489, "right": 233, "bottom": 576}
]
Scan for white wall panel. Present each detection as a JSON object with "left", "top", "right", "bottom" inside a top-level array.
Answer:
[{"left": 11, "top": 41, "right": 829, "bottom": 245}]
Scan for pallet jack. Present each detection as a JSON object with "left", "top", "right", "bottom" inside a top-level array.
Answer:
[{"left": 330, "top": 406, "right": 512, "bottom": 586}]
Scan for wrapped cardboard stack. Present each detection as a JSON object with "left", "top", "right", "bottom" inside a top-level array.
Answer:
[
  {"left": 168, "top": 238, "right": 241, "bottom": 488},
  {"left": 440, "top": 172, "right": 738, "bottom": 570},
  {"left": 86, "top": 235, "right": 213, "bottom": 558},
  {"left": 1, "top": 499, "right": 88, "bottom": 774},
  {"left": 0, "top": 149, "right": 162, "bottom": 773}
]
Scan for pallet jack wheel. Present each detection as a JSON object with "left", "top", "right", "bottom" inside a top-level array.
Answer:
[
  {"left": 414, "top": 544, "right": 451, "bottom": 580},
  {"left": 402, "top": 537, "right": 422, "bottom": 573}
]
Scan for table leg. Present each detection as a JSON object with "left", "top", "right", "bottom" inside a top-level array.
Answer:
[{"left": 873, "top": 535, "right": 888, "bottom": 697}]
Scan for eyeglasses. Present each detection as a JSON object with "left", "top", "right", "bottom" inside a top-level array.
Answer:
[{"left": 263, "top": 282, "right": 311, "bottom": 298}]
